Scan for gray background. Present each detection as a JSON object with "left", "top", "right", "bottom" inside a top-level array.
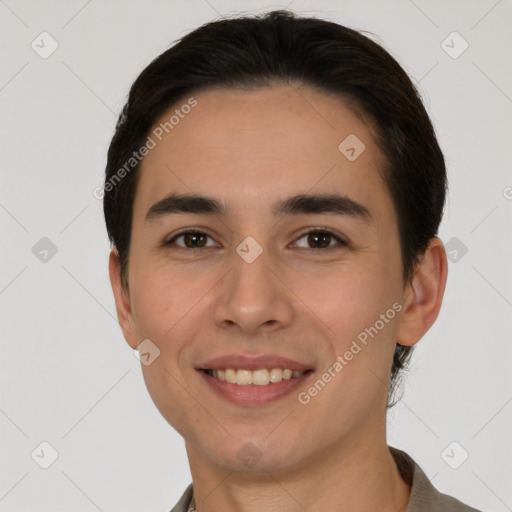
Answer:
[{"left": 1, "top": 0, "right": 511, "bottom": 510}]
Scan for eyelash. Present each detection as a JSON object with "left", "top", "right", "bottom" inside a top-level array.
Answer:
[{"left": 163, "top": 228, "right": 348, "bottom": 251}]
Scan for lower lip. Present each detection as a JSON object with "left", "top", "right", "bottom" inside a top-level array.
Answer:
[{"left": 198, "top": 370, "right": 313, "bottom": 406}]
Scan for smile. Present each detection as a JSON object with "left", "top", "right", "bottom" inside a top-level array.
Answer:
[
  {"left": 198, "top": 368, "right": 314, "bottom": 406},
  {"left": 203, "top": 368, "right": 307, "bottom": 385}
]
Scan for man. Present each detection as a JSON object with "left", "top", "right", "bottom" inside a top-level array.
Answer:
[{"left": 103, "top": 10, "right": 481, "bottom": 512}]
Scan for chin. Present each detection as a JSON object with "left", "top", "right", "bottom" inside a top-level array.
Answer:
[{"left": 201, "top": 433, "right": 308, "bottom": 474}]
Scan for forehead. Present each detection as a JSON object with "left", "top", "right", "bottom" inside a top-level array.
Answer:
[{"left": 134, "top": 84, "right": 390, "bottom": 219}]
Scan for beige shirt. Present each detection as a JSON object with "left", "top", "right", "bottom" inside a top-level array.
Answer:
[{"left": 169, "top": 447, "right": 481, "bottom": 511}]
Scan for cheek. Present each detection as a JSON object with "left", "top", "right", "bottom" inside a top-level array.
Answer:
[
  {"left": 311, "top": 262, "right": 402, "bottom": 387},
  {"left": 131, "top": 266, "right": 209, "bottom": 433},
  {"left": 128, "top": 260, "right": 220, "bottom": 387},
  {"left": 129, "top": 260, "right": 205, "bottom": 339},
  {"left": 319, "top": 267, "right": 396, "bottom": 333},
  {"left": 140, "top": 358, "right": 202, "bottom": 441}
]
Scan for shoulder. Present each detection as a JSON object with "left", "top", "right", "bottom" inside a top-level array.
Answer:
[
  {"left": 169, "top": 482, "right": 194, "bottom": 512},
  {"left": 389, "top": 446, "right": 482, "bottom": 512}
]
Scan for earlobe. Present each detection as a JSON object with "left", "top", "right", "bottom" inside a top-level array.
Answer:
[
  {"left": 108, "top": 248, "right": 138, "bottom": 349},
  {"left": 396, "top": 237, "right": 448, "bottom": 347}
]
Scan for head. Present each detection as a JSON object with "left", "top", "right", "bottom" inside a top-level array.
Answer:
[{"left": 105, "top": 10, "right": 447, "bottom": 472}]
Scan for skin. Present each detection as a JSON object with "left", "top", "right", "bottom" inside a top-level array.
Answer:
[{"left": 109, "top": 84, "right": 448, "bottom": 511}]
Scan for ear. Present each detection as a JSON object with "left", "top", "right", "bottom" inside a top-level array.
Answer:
[
  {"left": 109, "top": 248, "right": 139, "bottom": 350},
  {"left": 396, "top": 237, "right": 448, "bottom": 347}
]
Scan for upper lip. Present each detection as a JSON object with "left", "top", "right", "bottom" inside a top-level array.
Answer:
[{"left": 197, "top": 354, "right": 314, "bottom": 372}]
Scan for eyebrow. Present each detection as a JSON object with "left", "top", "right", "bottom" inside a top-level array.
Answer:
[{"left": 145, "top": 192, "right": 372, "bottom": 222}]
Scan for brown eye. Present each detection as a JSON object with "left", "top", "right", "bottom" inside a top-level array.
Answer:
[
  {"left": 294, "top": 230, "right": 346, "bottom": 250},
  {"left": 308, "top": 232, "right": 331, "bottom": 249},
  {"left": 182, "top": 232, "right": 207, "bottom": 248},
  {"left": 165, "top": 230, "right": 217, "bottom": 249}
]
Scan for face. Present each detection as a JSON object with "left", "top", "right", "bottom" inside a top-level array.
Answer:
[{"left": 111, "top": 84, "right": 418, "bottom": 474}]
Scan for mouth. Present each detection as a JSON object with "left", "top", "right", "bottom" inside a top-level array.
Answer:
[
  {"left": 201, "top": 367, "right": 311, "bottom": 385},
  {"left": 197, "top": 367, "right": 314, "bottom": 406},
  {"left": 196, "top": 354, "right": 315, "bottom": 406}
]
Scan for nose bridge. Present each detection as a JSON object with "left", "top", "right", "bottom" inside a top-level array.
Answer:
[
  {"left": 234, "top": 239, "right": 272, "bottom": 298},
  {"left": 213, "top": 237, "right": 293, "bottom": 332}
]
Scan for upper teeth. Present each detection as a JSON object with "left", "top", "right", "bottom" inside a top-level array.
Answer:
[{"left": 208, "top": 368, "right": 305, "bottom": 385}]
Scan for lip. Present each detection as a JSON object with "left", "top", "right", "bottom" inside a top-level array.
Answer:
[
  {"left": 197, "top": 354, "right": 314, "bottom": 372},
  {"left": 198, "top": 369, "right": 314, "bottom": 406}
]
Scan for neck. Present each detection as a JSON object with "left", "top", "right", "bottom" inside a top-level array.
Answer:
[{"left": 185, "top": 432, "right": 411, "bottom": 512}]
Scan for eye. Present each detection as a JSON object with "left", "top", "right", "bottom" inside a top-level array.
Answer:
[
  {"left": 164, "top": 229, "right": 218, "bottom": 249},
  {"left": 163, "top": 228, "right": 347, "bottom": 251},
  {"left": 292, "top": 229, "right": 347, "bottom": 250}
]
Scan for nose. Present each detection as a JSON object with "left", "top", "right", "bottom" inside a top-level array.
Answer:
[{"left": 212, "top": 243, "right": 294, "bottom": 335}]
